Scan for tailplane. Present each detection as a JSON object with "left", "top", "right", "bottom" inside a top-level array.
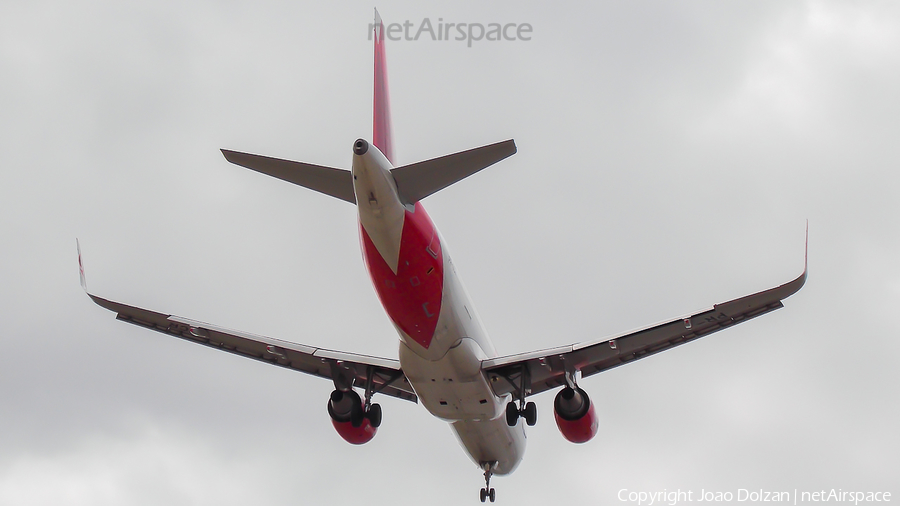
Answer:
[
  {"left": 218, "top": 10, "right": 515, "bottom": 204},
  {"left": 221, "top": 140, "right": 515, "bottom": 206},
  {"left": 221, "top": 149, "right": 356, "bottom": 203},
  {"left": 391, "top": 140, "right": 516, "bottom": 204}
]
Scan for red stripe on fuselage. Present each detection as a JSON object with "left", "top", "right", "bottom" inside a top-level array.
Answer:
[{"left": 360, "top": 203, "right": 443, "bottom": 349}]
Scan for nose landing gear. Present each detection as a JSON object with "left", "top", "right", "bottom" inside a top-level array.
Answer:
[{"left": 479, "top": 462, "right": 496, "bottom": 503}]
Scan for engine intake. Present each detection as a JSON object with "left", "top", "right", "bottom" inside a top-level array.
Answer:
[
  {"left": 553, "top": 386, "right": 599, "bottom": 444},
  {"left": 328, "top": 389, "right": 377, "bottom": 445}
]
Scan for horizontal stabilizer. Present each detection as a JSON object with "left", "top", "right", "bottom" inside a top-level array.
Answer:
[
  {"left": 391, "top": 139, "right": 516, "bottom": 204},
  {"left": 221, "top": 149, "right": 356, "bottom": 204}
]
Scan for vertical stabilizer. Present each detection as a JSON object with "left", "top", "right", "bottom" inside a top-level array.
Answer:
[{"left": 373, "top": 9, "right": 394, "bottom": 164}]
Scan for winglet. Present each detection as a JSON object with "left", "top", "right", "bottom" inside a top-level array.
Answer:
[
  {"left": 796, "top": 220, "right": 809, "bottom": 289},
  {"left": 804, "top": 220, "right": 809, "bottom": 276},
  {"left": 780, "top": 221, "right": 809, "bottom": 297},
  {"left": 76, "top": 238, "right": 87, "bottom": 291}
]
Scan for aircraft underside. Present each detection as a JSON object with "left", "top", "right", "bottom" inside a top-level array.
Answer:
[
  {"left": 353, "top": 135, "right": 526, "bottom": 477},
  {"left": 80, "top": 9, "right": 806, "bottom": 503}
]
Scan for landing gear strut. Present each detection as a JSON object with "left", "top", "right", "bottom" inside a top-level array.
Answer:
[
  {"left": 362, "top": 366, "right": 382, "bottom": 428},
  {"left": 505, "top": 366, "right": 537, "bottom": 427},
  {"left": 479, "top": 462, "right": 496, "bottom": 503}
]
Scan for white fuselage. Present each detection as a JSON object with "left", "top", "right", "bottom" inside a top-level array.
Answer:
[{"left": 352, "top": 143, "right": 526, "bottom": 475}]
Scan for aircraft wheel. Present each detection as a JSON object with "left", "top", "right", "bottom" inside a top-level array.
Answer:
[
  {"left": 480, "top": 488, "right": 487, "bottom": 502},
  {"left": 523, "top": 401, "right": 537, "bottom": 426},
  {"left": 489, "top": 488, "right": 496, "bottom": 502},
  {"left": 367, "top": 403, "right": 383, "bottom": 428},
  {"left": 505, "top": 401, "right": 519, "bottom": 426}
]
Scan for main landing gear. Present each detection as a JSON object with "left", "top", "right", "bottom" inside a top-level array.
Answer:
[
  {"left": 505, "top": 365, "right": 537, "bottom": 427},
  {"left": 505, "top": 400, "right": 537, "bottom": 427},
  {"left": 479, "top": 462, "right": 496, "bottom": 503},
  {"left": 362, "top": 366, "right": 382, "bottom": 427}
]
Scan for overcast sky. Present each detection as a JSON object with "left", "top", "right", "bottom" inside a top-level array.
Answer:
[{"left": 1, "top": 1, "right": 898, "bottom": 505}]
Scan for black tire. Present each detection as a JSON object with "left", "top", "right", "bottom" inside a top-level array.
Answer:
[
  {"left": 367, "top": 403, "right": 383, "bottom": 428},
  {"left": 480, "top": 488, "right": 487, "bottom": 502},
  {"left": 505, "top": 401, "right": 520, "bottom": 426},
  {"left": 524, "top": 401, "right": 537, "bottom": 426},
  {"left": 489, "top": 488, "right": 496, "bottom": 502}
]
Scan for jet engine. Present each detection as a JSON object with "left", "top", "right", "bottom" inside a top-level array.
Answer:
[
  {"left": 553, "top": 386, "right": 599, "bottom": 444},
  {"left": 327, "top": 389, "right": 381, "bottom": 445}
]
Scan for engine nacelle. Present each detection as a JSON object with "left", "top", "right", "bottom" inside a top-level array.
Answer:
[
  {"left": 327, "top": 389, "right": 377, "bottom": 445},
  {"left": 553, "top": 386, "right": 599, "bottom": 444}
]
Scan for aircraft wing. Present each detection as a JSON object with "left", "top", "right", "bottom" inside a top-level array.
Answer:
[
  {"left": 483, "top": 254, "right": 807, "bottom": 399},
  {"left": 78, "top": 244, "right": 418, "bottom": 405}
]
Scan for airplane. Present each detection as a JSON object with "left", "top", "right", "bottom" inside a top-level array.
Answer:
[{"left": 79, "top": 10, "right": 806, "bottom": 503}]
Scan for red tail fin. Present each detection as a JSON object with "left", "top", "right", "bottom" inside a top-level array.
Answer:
[{"left": 373, "top": 9, "right": 394, "bottom": 164}]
